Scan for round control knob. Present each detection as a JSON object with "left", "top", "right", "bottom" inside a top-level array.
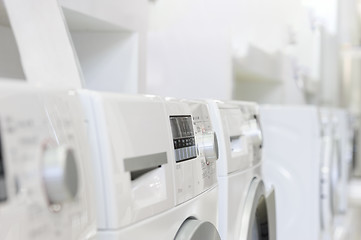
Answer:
[
  {"left": 201, "top": 132, "right": 219, "bottom": 162},
  {"left": 42, "top": 146, "right": 79, "bottom": 205}
]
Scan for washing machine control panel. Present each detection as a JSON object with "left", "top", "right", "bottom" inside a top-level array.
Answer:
[
  {"left": 0, "top": 91, "right": 95, "bottom": 240},
  {"left": 189, "top": 103, "right": 218, "bottom": 195},
  {"left": 166, "top": 100, "right": 218, "bottom": 205},
  {"left": 170, "top": 115, "right": 197, "bottom": 162}
]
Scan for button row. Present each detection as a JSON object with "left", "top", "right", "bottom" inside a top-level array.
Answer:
[
  {"left": 175, "top": 146, "right": 197, "bottom": 162},
  {"left": 173, "top": 137, "right": 195, "bottom": 149}
]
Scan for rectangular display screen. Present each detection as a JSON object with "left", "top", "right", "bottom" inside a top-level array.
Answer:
[
  {"left": 0, "top": 135, "right": 6, "bottom": 202},
  {"left": 170, "top": 116, "right": 197, "bottom": 162},
  {"left": 170, "top": 116, "right": 194, "bottom": 139}
]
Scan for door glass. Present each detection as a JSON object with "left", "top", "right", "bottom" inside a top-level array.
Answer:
[
  {"left": 254, "top": 196, "right": 269, "bottom": 240},
  {"left": 251, "top": 217, "right": 260, "bottom": 239}
]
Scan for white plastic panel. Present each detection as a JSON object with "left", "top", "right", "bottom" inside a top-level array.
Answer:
[
  {"left": 229, "top": 101, "right": 263, "bottom": 166},
  {"left": 185, "top": 100, "right": 218, "bottom": 197},
  {"left": 207, "top": 101, "right": 251, "bottom": 176},
  {"left": 319, "top": 108, "right": 344, "bottom": 239},
  {"left": 70, "top": 31, "right": 139, "bottom": 93},
  {"left": 79, "top": 91, "right": 174, "bottom": 230},
  {"left": 0, "top": 89, "right": 96, "bottom": 240},
  {"left": 217, "top": 163, "right": 261, "bottom": 240},
  {"left": 164, "top": 100, "right": 195, "bottom": 205},
  {"left": 164, "top": 99, "right": 218, "bottom": 205},
  {"left": 4, "top": 0, "right": 83, "bottom": 88},
  {"left": 334, "top": 109, "right": 352, "bottom": 214},
  {"left": 99, "top": 186, "right": 218, "bottom": 239},
  {"left": 260, "top": 105, "right": 321, "bottom": 240}
]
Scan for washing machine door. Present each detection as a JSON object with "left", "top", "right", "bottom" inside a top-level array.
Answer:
[
  {"left": 174, "top": 219, "right": 221, "bottom": 240},
  {"left": 240, "top": 178, "right": 275, "bottom": 240}
]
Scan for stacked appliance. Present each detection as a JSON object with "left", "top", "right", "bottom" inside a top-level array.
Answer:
[
  {"left": 208, "top": 100, "right": 276, "bottom": 240},
  {"left": 79, "top": 91, "right": 220, "bottom": 239},
  {"left": 0, "top": 85, "right": 96, "bottom": 240}
]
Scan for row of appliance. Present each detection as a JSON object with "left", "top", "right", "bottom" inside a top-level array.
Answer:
[
  {"left": 0, "top": 84, "right": 354, "bottom": 240},
  {"left": 261, "top": 106, "right": 354, "bottom": 240}
]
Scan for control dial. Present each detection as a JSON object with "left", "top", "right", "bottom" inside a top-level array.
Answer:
[
  {"left": 42, "top": 146, "right": 79, "bottom": 205},
  {"left": 199, "top": 132, "right": 219, "bottom": 162}
]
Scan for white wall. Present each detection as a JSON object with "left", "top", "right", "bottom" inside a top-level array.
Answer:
[
  {"left": 146, "top": 0, "right": 232, "bottom": 99},
  {"left": 146, "top": 0, "right": 332, "bottom": 103},
  {"left": 231, "top": 0, "right": 321, "bottom": 104}
]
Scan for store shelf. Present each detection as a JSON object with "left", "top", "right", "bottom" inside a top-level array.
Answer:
[
  {"left": 60, "top": 0, "right": 147, "bottom": 32},
  {"left": 0, "top": 0, "right": 147, "bottom": 93},
  {"left": 60, "top": 0, "right": 147, "bottom": 93},
  {"left": 0, "top": 1, "right": 25, "bottom": 81},
  {"left": 233, "top": 46, "right": 284, "bottom": 84}
]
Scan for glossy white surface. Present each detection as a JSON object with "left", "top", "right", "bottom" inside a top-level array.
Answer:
[
  {"left": 79, "top": 91, "right": 174, "bottom": 231},
  {"left": 98, "top": 187, "right": 218, "bottom": 239},
  {"left": 3, "top": 0, "right": 83, "bottom": 88},
  {"left": 208, "top": 100, "right": 268, "bottom": 240},
  {"left": 260, "top": 105, "right": 321, "bottom": 240},
  {"left": 164, "top": 99, "right": 218, "bottom": 204},
  {"left": 81, "top": 94, "right": 219, "bottom": 239},
  {"left": 334, "top": 110, "right": 353, "bottom": 214},
  {"left": 319, "top": 108, "right": 345, "bottom": 240},
  {"left": 0, "top": 89, "right": 96, "bottom": 240}
]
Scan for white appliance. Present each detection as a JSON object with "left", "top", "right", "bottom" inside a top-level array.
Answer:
[
  {"left": 165, "top": 98, "right": 220, "bottom": 239},
  {"left": 332, "top": 109, "right": 353, "bottom": 240},
  {"left": 208, "top": 100, "right": 276, "bottom": 240},
  {"left": 334, "top": 109, "right": 353, "bottom": 214},
  {"left": 319, "top": 108, "right": 343, "bottom": 240},
  {"left": 79, "top": 91, "right": 175, "bottom": 238},
  {"left": 0, "top": 87, "right": 96, "bottom": 240},
  {"left": 79, "top": 92, "right": 220, "bottom": 239},
  {"left": 260, "top": 105, "right": 320, "bottom": 240}
]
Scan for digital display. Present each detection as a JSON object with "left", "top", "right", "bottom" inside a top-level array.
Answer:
[
  {"left": 170, "top": 116, "right": 197, "bottom": 162},
  {"left": 170, "top": 116, "right": 194, "bottom": 139},
  {"left": 0, "top": 134, "right": 6, "bottom": 202}
]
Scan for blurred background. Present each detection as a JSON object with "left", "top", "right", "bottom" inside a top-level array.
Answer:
[{"left": 1, "top": 0, "right": 361, "bottom": 238}]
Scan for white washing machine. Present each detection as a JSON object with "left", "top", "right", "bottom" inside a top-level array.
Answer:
[
  {"left": 260, "top": 105, "right": 321, "bottom": 240},
  {"left": 334, "top": 109, "right": 353, "bottom": 214},
  {"left": 208, "top": 100, "right": 276, "bottom": 240},
  {"left": 0, "top": 87, "right": 96, "bottom": 239},
  {"left": 319, "top": 109, "right": 344, "bottom": 240},
  {"left": 165, "top": 98, "right": 220, "bottom": 239},
  {"left": 332, "top": 109, "right": 353, "bottom": 240},
  {"left": 79, "top": 92, "right": 220, "bottom": 239},
  {"left": 79, "top": 91, "right": 175, "bottom": 238}
]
